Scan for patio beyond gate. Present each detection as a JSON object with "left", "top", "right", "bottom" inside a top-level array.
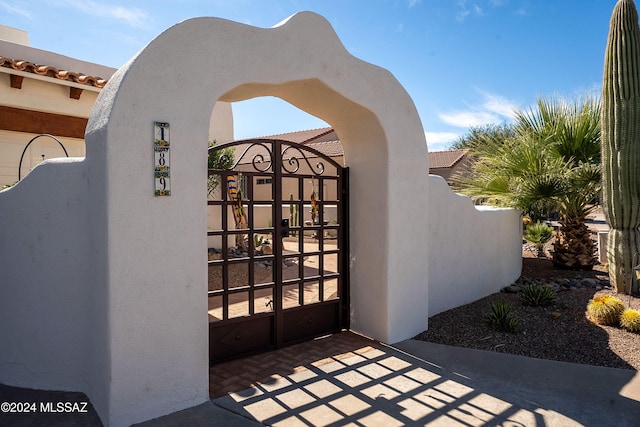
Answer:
[{"left": 207, "top": 139, "right": 350, "bottom": 364}]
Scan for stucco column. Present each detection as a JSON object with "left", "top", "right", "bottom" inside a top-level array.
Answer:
[{"left": 86, "top": 12, "right": 429, "bottom": 425}]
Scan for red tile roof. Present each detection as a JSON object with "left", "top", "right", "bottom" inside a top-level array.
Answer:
[
  {"left": 242, "top": 128, "right": 466, "bottom": 169},
  {"left": 0, "top": 56, "right": 108, "bottom": 88},
  {"left": 231, "top": 127, "right": 343, "bottom": 162},
  {"left": 428, "top": 149, "right": 468, "bottom": 169},
  {"left": 258, "top": 127, "right": 335, "bottom": 144}
]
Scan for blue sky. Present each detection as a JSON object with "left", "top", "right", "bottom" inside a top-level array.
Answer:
[{"left": 2, "top": 0, "right": 618, "bottom": 150}]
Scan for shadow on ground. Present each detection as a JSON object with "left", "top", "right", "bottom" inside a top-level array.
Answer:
[
  {"left": 2, "top": 332, "right": 640, "bottom": 426},
  {"left": 0, "top": 383, "right": 102, "bottom": 427}
]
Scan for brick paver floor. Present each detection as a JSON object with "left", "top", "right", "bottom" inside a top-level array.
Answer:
[{"left": 209, "top": 331, "right": 376, "bottom": 398}]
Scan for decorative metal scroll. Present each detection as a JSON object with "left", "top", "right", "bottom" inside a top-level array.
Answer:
[
  {"left": 281, "top": 144, "right": 325, "bottom": 176},
  {"left": 225, "top": 142, "right": 273, "bottom": 173},
  {"left": 209, "top": 138, "right": 342, "bottom": 176}
]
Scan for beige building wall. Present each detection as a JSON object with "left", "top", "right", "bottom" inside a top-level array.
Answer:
[
  {"left": 0, "top": 72, "right": 100, "bottom": 116},
  {"left": 0, "top": 130, "right": 85, "bottom": 186},
  {"left": 0, "top": 31, "right": 110, "bottom": 187},
  {"left": 0, "top": 27, "right": 234, "bottom": 187}
]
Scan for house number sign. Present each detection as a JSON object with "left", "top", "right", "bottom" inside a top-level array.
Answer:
[{"left": 154, "top": 121, "right": 171, "bottom": 196}]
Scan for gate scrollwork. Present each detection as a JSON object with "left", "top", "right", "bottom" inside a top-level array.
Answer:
[
  {"left": 281, "top": 144, "right": 325, "bottom": 176},
  {"left": 230, "top": 142, "right": 273, "bottom": 173}
]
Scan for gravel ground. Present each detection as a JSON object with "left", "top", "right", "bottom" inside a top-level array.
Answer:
[{"left": 415, "top": 255, "right": 640, "bottom": 371}]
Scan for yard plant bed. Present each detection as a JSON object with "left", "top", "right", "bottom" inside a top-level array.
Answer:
[{"left": 415, "top": 256, "right": 640, "bottom": 371}]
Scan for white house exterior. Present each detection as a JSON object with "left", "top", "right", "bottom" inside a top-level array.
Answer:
[
  {"left": 0, "top": 25, "right": 234, "bottom": 187},
  {"left": 0, "top": 16, "right": 521, "bottom": 426}
]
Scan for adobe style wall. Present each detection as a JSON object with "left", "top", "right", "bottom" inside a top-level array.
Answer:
[
  {"left": 0, "top": 12, "right": 520, "bottom": 426},
  {"left": 428, "top": 176, "right": 521, "bottom": 316},
  {"left": 0, "top": 34, "right": 234, "bottom": 186},
  {"left": 0, "top": 36, "right": 112, "bottom": 186}
]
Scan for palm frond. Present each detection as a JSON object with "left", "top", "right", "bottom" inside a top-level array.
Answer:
[{"left": 453, "top": 95, "right": 601, "bottom": 224}]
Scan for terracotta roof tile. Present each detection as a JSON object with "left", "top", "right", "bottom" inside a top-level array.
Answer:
[
  {"left": 231, "top": 127, "right": 342, "bottom": 163},
  {"left": 0, "top": 56, "right": 108, "bottom": 88},
  {"left": 428, "top": 149, "right": 468, "bottom": 169},
  {"left": 258, "top": 127, "right": 334, "bottom": 144},
  {"left": 231, "top": 128, "right": 465, "bottom": 170},
  {"left": 305, "top": 139, "right": 343, "bottom": 158}
]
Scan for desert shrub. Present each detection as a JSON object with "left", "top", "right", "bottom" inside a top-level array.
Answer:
[
  {"left": 523, "top": 221, "right": 554, "bottom": 257},
  {"left": 587, "top": 295, "right": 625, "bottom": 326},
  {"left": 485, "top": 301, "right": 519, "bottom": 333},
  {"left": 253, "top": 234, "right": 265, "bottom": 248},
  {"left": 620, "top": 308, "right": 640, "bottom": 332},
  {"left": 207, "top": 141, "right": 235, "bottom": 197},
  {"left": 520, "top": 284, "right": 556, "bottom": 307}
]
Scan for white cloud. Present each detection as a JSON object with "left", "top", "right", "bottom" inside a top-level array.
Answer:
[
  {"left": 457, "top": 0, "right": 519, "bottom": 22},
  {"left": 455, "top": 0, "right": 484, "bottom": 22},
  {"left": 456, "top": 11, "right": 470, "bottom": 22},
  {"left": 439, "top": 111, "right": 500, "bottom": 128},
  {"left": 438, "top": 90, "right": 518, "bottom": 128},
  {"left": 0, "top": 1, "right": 31, "bottom": 17},
  {"left": 479, "top": 91, "right": 518, "bottom": 119},
  {"left": 425, "top": 131, "right": 459, "bottom": 143},
  {"left": 425, "top": 132, "right": 459, "bottom": 151},
  {"left": 67, "top": 0, "right": 150, "bottom": 28},
  {"left": 408, "top": 0, "right": 422, "bottom": 8}
]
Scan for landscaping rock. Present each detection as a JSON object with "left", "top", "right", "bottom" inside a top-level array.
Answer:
[
  {"left": 580, "top": 278, "right": 598, "bottom": 288},
  {"left": 503, "top": 285, "right": 522, "bottom": 293}
]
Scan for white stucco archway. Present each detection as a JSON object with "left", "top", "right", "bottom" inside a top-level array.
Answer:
[
  {"left": 0, "top": 11, "right": 524, "bottom": 427},
  {"left": 85, "top": 12, "right": 429, "bottom": 425}
]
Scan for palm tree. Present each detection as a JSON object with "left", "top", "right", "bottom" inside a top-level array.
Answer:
[
  {"left": 452, "top": 96, "right": 601, "bottom": 270},
  {"left": 516, "top": 97, "right": 601, "bottom": 269},
  {"left": 523, "top": 220, "right": 554, "bottom": 257}
]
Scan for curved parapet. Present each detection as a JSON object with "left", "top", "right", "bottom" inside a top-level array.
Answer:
[
  {"left": 0, "top": 10, "right": 527, "bottom": 426},
  {"left": 427, "top": 175, "right": 522, "bottom": 316},
  {"left": 86, "top": 11, "right": 428, "bottom": 426},
  {"left": 0, "top": 157, "right": 91, "bottom": 392}
]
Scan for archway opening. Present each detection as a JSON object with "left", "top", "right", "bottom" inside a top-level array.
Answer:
[
  {"left": 232, "top": 96, "right": 330, "bottom": 141},
  {"left": 82, "top": 14, "right": 430, "bottom": 424},
  {"left": 206, "top": 95, "right": 350, "bottom": 370}
]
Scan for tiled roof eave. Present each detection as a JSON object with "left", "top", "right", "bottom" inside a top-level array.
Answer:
[
  {"left": 428, "top": 149, "right": 468, "bottom": 169},
  {"left": 0, "top": 56, "right": 108, "bottom": 89}
]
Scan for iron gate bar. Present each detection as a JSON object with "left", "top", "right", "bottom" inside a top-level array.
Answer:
[
  {"left": 271, "top": 140, "right": 285, "bottom": 347},
  {"left": 246, "top": 171, "right": 255, "bottom": 317},
  {"left": 340, "top": 167, "right": 350, "bottom": 329},
  {"left": 208, "top": 138, "right": 349, "bottom": 364}
]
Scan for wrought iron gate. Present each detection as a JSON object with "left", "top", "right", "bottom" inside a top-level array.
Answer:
[{"left": 207, "top": 139, "right": 349, "bottom": 364}]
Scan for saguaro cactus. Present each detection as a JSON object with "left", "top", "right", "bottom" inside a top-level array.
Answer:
[{"left": 602, "top": 0, "right": 640, "bottom": 294}]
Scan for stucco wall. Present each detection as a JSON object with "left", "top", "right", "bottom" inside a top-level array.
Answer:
[
  {"left": 0, "top": 13, "right": 523, "bottom": 427},
  {"left": 83, "top": 13, "right": 430, "bottom": 425},
  {"left": 428, "top": 175, "right": 522, "bottom": 316},
  {"left": 0, "top": 158, "right": 91, "bottom": 391},
  {"left": 0, "top": 38, "right": 232, "bottom": 187},
  {"left": 0, "top": 130, "right": 86, "bottom": 186}
]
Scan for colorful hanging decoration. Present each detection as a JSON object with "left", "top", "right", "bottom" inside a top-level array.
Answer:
[
  {"left": 310, "top": 191, "right": 318, "bottom": 224},
  {"left": 227, "top": 175, "right": 247, "bottom": 248}
]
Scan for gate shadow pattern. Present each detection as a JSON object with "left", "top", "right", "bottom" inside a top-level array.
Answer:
[{"left": 211, "top": 332, "right": 639, "bottom": 426}]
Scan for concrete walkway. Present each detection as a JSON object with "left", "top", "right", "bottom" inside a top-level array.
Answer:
[
  {"left": 2, "top": 332, "right": 639, "bottom": 426},
  {"left": 138, "top": 334, "right": 640, "bottom": 427}
]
